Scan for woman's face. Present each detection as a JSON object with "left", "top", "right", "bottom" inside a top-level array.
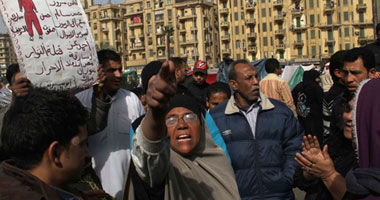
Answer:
[
  {"left": 343, "top": 99, "right": 354, "bottom": 140},
  {"left": 166, "top": 107, "right": 201, "bottom": 156}
]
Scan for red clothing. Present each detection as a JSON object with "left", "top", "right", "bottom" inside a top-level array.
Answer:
[{"left": 18, "top": 0, "right": 42, "bottom": 37}]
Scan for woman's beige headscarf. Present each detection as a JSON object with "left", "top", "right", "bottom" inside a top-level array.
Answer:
[{"left": 123, "top": 116, "right": 240, "bottom": 200}]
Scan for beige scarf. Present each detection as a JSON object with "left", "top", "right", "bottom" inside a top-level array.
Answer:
[{"left": 123, "top": 117, "right": 240, "bottom": 200}]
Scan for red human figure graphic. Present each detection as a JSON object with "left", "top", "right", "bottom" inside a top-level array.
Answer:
[{"left": 18, "top": 0, "right": 43, "bottom": 41}]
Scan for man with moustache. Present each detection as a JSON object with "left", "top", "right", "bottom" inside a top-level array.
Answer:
[
  {"left": 76, "top": 49, "right": 145, "bottom": 199},
  {"left": 210, "top": 60, "right": 303, "bottom": 199}
]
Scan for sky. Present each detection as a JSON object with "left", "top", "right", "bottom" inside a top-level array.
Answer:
[{"left": 0, "top": 0, "right": 123, "bottom": 34}]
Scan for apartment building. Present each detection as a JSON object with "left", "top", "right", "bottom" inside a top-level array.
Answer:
[
  {"left": 85, "top": 0, "right": 220, "bottom": 71},
  {"left": 0, "top": 34, "right": 17, "bottom": 79},
  {"left": 218, "top": 0, "right": 375, "bottom": 63}
]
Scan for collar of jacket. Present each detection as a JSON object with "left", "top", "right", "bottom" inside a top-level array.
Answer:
[{"left": 225, "top": 92, "right": 274, "bottom": 115}]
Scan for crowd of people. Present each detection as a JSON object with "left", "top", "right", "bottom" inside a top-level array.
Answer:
[{"left": 1, "top": 24, "right": 380, "bottom": 200}]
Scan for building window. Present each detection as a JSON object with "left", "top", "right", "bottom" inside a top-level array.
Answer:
[
  {"left": 237, "top": 54, "right": 241, "bottom": 59},
  {"left": 263, "top": 37, "right": 268, "bottom": 46},
  {"left": 235, "top": 12, "right": 239, "bottom": 20},
  {"left": 94, "top": 23, "right": 97, "bottom": 30},
  {"left": 345, "top": 43, "right": 350, "bottom": 50},
  {"left": 236, "top": 40, "right": 241, "bottom": 48},
  {"left": 242, "top": 25, "right": 245, "bottom": 34},
  {"left": 269, "top": 8, "right": 271, "bottom": 17},
  {"left": 309, "top": 0, "right": 314, "bottom": 8},
  {"left": 167, "top": 0, "right": 172, "bottom": 5},
  {"left": 147, "top": 13, "right": 151, "bottom": 21},
  {"left": 343, "top": 0, "right": 348, "bottom": 5},
  {"left": 235, "top": 26, "right": 240, "bottom": 34},
  {"left": 328, "top": 45, "right": 334, "bottom": 54},
  {"left": 241, "top": 12, "right": 244, "bottom": 20},
  {"left": 168, "top": 9, "right": 172, "bottom": 21},
  {"left": 94, "top": 34, "right": 98, "bottom": 40},
  {"left": 312, "top": 46, "right": 316, "bottom": 55},
  {"left": 298, "top": 48, "right": 302, "bottom": 56},
  {"left": 310, "top": 15, "right": 315, "bottom": 25},
  {"left": 269, "top": 22, "right": 272, "bottom": 31},
  {"left": 148, "top": 37, "right": 153, "bottom": 45},
  {"left": 93, "top": 12, "right": 97, "bottom": 18},
  {"left": 262, "top": 8, "right": 266, "bottom": 17},
  {"left": 344, "top": 12, "right": 349, "bottom": 21},
  {"left": 359, "top": 12, "right": 364, "bottom": 22},
  {"left": 234, "top": 0, "right": 238, "bottom": 7},
  {"left": 327, "top": 14, "right": 332, "bottom": 24},
  {"left": 344, "top": 28, "right": 349, "bottom": 37},
  {"left": 147, "top": 1, "right": 151, "bottom": 8},
  {"left": 262, "top": 23, "right": 267, "bottom": 32},
  {"left": 261, "top": 0, "right": 265, "bottom": 3},
  {"left": 311, "top": 30, "right": 316, "bottom": 39}
]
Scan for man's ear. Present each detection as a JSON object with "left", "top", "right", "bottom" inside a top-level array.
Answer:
[
  {"left": 47, "top": 141, "right": 64, "bottom": 168},
  {"left": 206, "top": 97, "right": 210, "bottom": 108},
  {"left": 369, "top": 68, "right": 377, "bottom": 79},
  {"left": 334, "top": 68, "right": 344, "bottom": 79},
  {"left": 230, "top": 80, "right": 238, "bottom": 91}
]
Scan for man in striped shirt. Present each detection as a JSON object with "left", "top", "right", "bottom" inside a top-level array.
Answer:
[{"left": 259, "top": 58, "right": 297, "bottom": 116}]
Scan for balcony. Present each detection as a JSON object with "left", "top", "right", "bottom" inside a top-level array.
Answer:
[
  {"left": 221, "top": 49, "right": 231, "bottom": 55},
  {"left": 221, "top": 35, "right": 230, "bottom": 41},
  {"left": 246, "top": 3, "right": 255, "bottom": 11},
  {"left": 220, "top": 21, "right": 229, "bottom": 28},
  {"left": 179, "top": 28, "right": 186, "bottom": 33},
  {"left": 323, "top": 3, "right": 334, "bottom": 13},
  {"left": 246, "top": 18, "right": 256, "bottom": 25},
  {"left": 356, "top": 3, "right": 367, "bottom": 11},
  {"left": 124, "top": 9, "right": 143, "bottom": 17},
  {"left": 358, "top": 36, "right": 374, "bottom": 44},
  {"left": 129, "top": 22, "right": 143, "bottom": 28},
  {"left": 274, "top": 15, "right": 284, "bottom": 22},
  {"left": 325, "top": 38, "right": 335, "bottom": 45},
  {"left": 99, "top": 14, "right": 123, "bottom": 21},
  {"left": 102, "top": 27, "right": 109, "bottom": 32},
  {"left": 353, "top": 20, "right": 373, "bottom": 27},
  {"left": 180, "top": 39, "right": 197, "bottom": 46},
  {"left": 248, "top": 46, "right": 257, "bottom": 53},
  {"left": 319, "top": 23, "right": 340, "bottom": 29},
  {"left": 247, "top": 32, "right": 257, "bottom": 39},
  {"left": 129, "top": 35, "right": 135, "bottom": 39},
  {"left": 179, "top": 14, "right": 196, "bottom": 21},
  {"left": 276, "top": 43, "right": 285, "bottom": 51},
  {"left": 220, "top": 8, "right": 229, "bottom": 15},
  {"left": 294, "top": 40, "right": 304, "bottom": 47},
  {"left": 273, "top": 0, "right": 283, "bottom": 7},
  {"left": 156, "top": 43, "right": 165, "bottom": 48},
  {"left": 130, "top": 45, "right": 145, "bottom": 51},
  {"left": 275, "top": 29, "right": 285, "bottom": 36},
  {"left": 291, "top": 7, "right": 304, "bottom": 16},
  {"left": 291, "top": 25, "right": 308, "bottom": 31}
]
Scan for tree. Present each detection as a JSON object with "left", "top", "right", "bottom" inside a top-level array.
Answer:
[{"left": 163, "top": 25, "right": 174, "bottom": 59}]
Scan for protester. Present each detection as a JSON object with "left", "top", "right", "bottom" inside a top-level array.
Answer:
[
  {"left": 76, "top": 49, "right": 145, "bottom": 199},
  {"left": 322, "top": 50, "right": 348, "bottom": 145},
  {"left": 206, "top": 81, "right": 231, "bottom": 111},
  {"left": 342, "top": 47, "right": 376, "bottom": 94},
  {"left": 292, "top": 70, "right": 324, "bottom": 143},
  {"left": 294, "top": 96, "right": 357, "bottom": 200},
  {"left": 0, "top": 64, "right": 19, "bottom": 111},
  {"left": 210, "top": 60, "right": 303, "bottom": 199},
  {"left": 184, "top": 60, "right": 209, "bottom": 106},
  {"left": 346, "top": 78, "right": 380, "bottom": 199},
  {"left": 260, "top": 58, "right": 296, "bottom": 115},
  {"left": 365, "top": 23, "right": 380, "bottom": 78},
  {"left": 124, "top": 61, "right": 240, "bottom": 199},
  {"left": 131, "top": 87, "right": 147, "bottom": 112},
  {"left": 0, "top": 88, "right": 103, "bottom": 199}
]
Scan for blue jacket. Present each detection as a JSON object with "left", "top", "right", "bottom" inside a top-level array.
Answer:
[{"left": 210, "top": 94, "right": 304, "bottom": 200}]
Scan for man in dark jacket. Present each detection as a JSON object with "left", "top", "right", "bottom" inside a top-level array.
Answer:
[
  {"left": 0, "top": 88, "right": 101, "bottom": 199},
  {"left": 210, "top": 60, "right": 304, "bottom": 199},
  {"left": 184, "top": 60, "right": 209, "bottom": 106}
]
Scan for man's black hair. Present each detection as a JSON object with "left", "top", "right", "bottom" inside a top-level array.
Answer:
[
  {"left": 265, "top": 58, "right": 281, "bottom": 73},
  {"left": 329, "top": 50, "right": 346, "bottom": 82},
  {"left": 207, "top": 82, "right": 231, "bottom": 99},
  {"left": 169, "top": 57, "right": 186, "bottom": 69},
  {"left": 6, "top": 64, "right": 20, "bottom": 85},
  {"left": 97, "top": 49, "right": 121, "bottom": 67},
  {"left": 343, "top": 48, "right": 375, "bottom": 72},
  {"left": 228, "top": 60, "right": 252, "bottom": 81},
  {"left": 1, "top": 88, "right": 88, "bottom": 169}
]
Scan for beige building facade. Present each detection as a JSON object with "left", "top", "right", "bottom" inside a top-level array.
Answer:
[
  {"left": 85, "top": 0, "right": 220, "bottom": 71},
  {"left": 0, "top": 34, "right": 17, "bottom": 78},
  {"left": 85, "top": 0, "right": 375, "bottom": 69},
  {"left": 218, "top": 0, "right": 375, "bottom": 63}
]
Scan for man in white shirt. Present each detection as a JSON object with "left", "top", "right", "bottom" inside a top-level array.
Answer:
[{"left": 76, "top": 49, "right": 145, "bottom": 199}]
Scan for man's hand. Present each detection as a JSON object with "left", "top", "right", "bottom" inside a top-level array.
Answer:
[
  {"left": 11, "top": 78, "right": 31, "bottom": 106},
  {"left": 142, "top": 61, "right": 176, "bottom": 141},
  {"left": 94, "top": 65, "right": 106, "bottom": 100}
]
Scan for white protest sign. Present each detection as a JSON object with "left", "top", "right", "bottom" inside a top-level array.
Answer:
[{"left": 0, "top": 0, "right": 98, "bottom": 90}]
